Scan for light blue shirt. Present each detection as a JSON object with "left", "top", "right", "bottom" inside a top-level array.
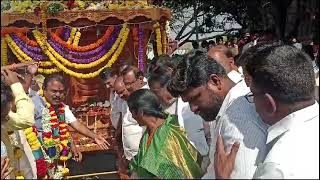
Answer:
[
  {"left": 1, "top": 141, "right": 7, "bottom": 157},
  {"left": 31, "top": 94, "right": 46, "bottom": 132}
]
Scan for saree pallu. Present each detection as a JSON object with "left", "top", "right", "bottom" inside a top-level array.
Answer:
[{"left": 129, "top": 115, "right": 203, "bottom": 179}]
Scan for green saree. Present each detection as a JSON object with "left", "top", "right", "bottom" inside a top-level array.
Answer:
[{"left": 129, "top": 114, "right": 203, "bottom": 179}]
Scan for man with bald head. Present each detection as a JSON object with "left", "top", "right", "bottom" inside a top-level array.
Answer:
[
  {"left": 208, "top": 45, "right": 242, "bottom": 83},
  {"left": 116, "top": 66, "right": 148, "bottom": 162},
  {"left": 121, "top": 65, "right": 148, "bottom": 94}
]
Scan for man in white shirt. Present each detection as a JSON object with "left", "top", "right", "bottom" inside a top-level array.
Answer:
[
  {"left": 32, "top": 74, "right": 109, "bottom": 150},
  {"left": 120, "top": 66, "right": 149, "bottom": 161},
  {"left": 215, "top": 43, "right": 319, "bottom": 179},
  {"left": 148, "top": 69, "right": 209, "bottom": 158},
  {"left": 168, "top": 51, "right": 268, "bottom": 179},
  {"left": 208, "top": 45, "right": 243, "bottom": 82}
]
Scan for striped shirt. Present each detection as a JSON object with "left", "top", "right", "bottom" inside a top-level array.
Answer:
[{"left": 202, "top": 80, "right": 268, "bottom": 179}]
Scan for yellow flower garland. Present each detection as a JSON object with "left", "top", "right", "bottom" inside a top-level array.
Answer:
[
  {"left": 33, "top": 27, "right": 130, "bottom": 79},
  {"left": 6, "top": 40, "right": 27, "bottom": 63},
  {"left": 154, "top": 22, "right": 163, "bottom": 56},
  {"left": 39, "top": 61, "right": 54, "bottom": 66},
  {"left": 33, "top": 24, "right": 128, "bottom": 69},
  {"left": 38, "top": 68, "right": 61, "bottom": 74},
  {"left": 5, "top": 35, "right": 60, "bottom": 74},
  {"left": 5, "top": 35, "right": 33, "bottom": 61},
  {"left": 1, "top": 38, "right": 8, "bottom": 66},
  {"left": 67, "top": 28, "right": 77, "bottom": 45},
  {"left": 72, "top": 31, "right": 81, "bottom": 46},
  {"left": 162, "top": 29, "right": 167, "bottom": 54}
]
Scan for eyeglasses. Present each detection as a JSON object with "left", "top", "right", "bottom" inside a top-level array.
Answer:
[{"left": 245, "top": 92, "right": 254, "bottom": 103}]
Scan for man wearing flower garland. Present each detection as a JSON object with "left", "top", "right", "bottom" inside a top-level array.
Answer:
[
  {"left": 30, "top": 74, "right": 109, "bottom": 178},
  {"left": 32, "top": 74, "right": 109, "bottom": 148}
]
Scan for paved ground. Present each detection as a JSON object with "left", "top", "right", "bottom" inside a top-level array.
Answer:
[{"left": 67, "top": 151, "right": 119, "bottom": 179}]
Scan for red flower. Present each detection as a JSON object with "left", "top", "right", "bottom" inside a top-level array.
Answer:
[
  {"left": 42, "top": 132, "right": 53, "bottom": 138},
  {"left": 51, "top": 124, "right": 59, "bottom": 128},
  {"left": 66, "top": 0, "right": 76, "bottom": 10},
  {"left": 36, "top": 158, "right": 48, "bottom": 177},
  {"left": 60, "top": 137, "right": 68, "bottom": 141}
]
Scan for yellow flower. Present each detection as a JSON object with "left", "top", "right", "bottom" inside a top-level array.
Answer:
[
  {"left": 26, "top": 132, "right": 37, "bottom": 140},
  {"left": 67, "top": 28, "right": 77, "bottom": 45},
  {"left": 5, "top": 35, "right": 60, "bottom": 74},
  {"left": 58, "top": 144, "right": 63, "bottom": 151},
  {"left": 62, "top": 168, "right": 69, "bottom": 175},
  {"left": 37, "top": 68, "right": 60, "bottom": 74},
  {"left": 73, "top": 32, "right": 81, "bottom": 46},
  {"left": 1, "top": 39, "right": 8, "bottom": 66},
  {"left": 31, "top": 145, "right": 40, "bottom": 150},
  {"left": 154, "top": 22, "right": 163, "bottom": 55},
  {"left": 27, "top": 136, "right": 38, "bottom": 144},
  {"left": 39, "top": 61, "right": 54, "bottom": 66},
  {"left": 59, "top": 123, "right": 67, "bottom": 128},
  {"left": 24, "top": 128, "right": 33, "bottom": 134},
  {"left": 33, "top": 25, "right": 127, "bottom": 69},
  {"left": 61, "top": 140, "right": 69, "bottom": 147},
  {"left": 60, "top": 156, "right": 68, "bottom": 161},
  {"left": 16, "top": 176, "right": 24, "bottom": 179},
  {"left": 32, "top": 27, "right": 129, "bottom": 79}
]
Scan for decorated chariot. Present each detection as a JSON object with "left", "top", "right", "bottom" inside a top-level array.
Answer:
[{"left": 1, "top": 0, "right": 171, "bottom": 178}]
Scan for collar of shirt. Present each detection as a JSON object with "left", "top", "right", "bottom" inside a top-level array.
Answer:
[
  {"left": 110, "top": 91, "right": 118, "bottom": 105},
  {"left": 141, "top": 78, "right": 149, "bottom": 89},
  {"left": 266, "top": 101, "right": 319, "bottom": 144},
  {"left": 227, "top": 70, "right": 243, "bottom": 84}
]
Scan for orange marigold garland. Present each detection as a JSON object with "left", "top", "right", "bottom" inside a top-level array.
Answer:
[
  {"left": 50, "top": 26, "right": 114, "bottom": 52},
  {"left": 15, "top": 33, "right": 39, "bottom": 47}
]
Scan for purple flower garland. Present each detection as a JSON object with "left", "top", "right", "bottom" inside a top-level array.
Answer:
[
  {"left": 48, "top": 26, "right": 120, "bottom": 64},
  {"left": 50, "top": 26, "right": 121, "bottom": 58},
  {"left": 10, "top": 34, "right": 46, "bottom": 61},
  {"left": 11, "top": 34, "right": 42, "bottom": 53},
  {"left": 9, "top": 26, "right": 121, "bottom": 64},
  {"left": 138, "top": 27, "right": 145, "bottom": 72},
  {"left": 62, "top": 27, "right": 71, "bottom": 41}
]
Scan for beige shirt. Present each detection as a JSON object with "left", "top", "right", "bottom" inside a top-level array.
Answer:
[{"left": 1, "top": 82, "right": 35, "bottom": 179}]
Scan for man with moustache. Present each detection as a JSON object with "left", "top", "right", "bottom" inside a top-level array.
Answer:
[
  {"left": 168, "top": 51, "right": 268, "bottom": 179},
  {"left": 31, "top": 74, "right": 109, "bottom": 151},
  {"left": 119, "top": 65, "right": 149, "bottom": 161}
]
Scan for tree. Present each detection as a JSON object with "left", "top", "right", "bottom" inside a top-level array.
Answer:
[
  {"left": 164, "top": 0, "right": 264, "bottom": 46},
  {"left": 163, "top": 0, "right": 319, "bottom": 45}
]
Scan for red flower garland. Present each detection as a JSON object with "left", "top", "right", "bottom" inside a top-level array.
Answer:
[{"left": 36, "top": 158, "right": 48, "bottom": 177}]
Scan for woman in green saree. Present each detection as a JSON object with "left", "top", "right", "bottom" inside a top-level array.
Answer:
[{"left": 127, "top": 89, "right": 203, "bottom": 179}]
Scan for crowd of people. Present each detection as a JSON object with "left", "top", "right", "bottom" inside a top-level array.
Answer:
[{"left": 1, "top": 33, "right": 319, "bottom": 179}]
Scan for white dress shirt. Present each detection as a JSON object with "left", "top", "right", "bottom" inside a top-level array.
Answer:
[
  {"left": 253, "top": 102, "right": 319, "bottom": 179},
  {"left": 121, "top": 83, "right": 149, "bottom": 161},
  {"left": 228, "top": 70, "right": 243, "bottom": 84},
  {"left": 165, "top": 98, "right": 209, "bottom": 156},
  {"left": 203, "top": 80, "right": 268, "bottom": 179},
  {"left": 64, "top": 104, "right": 77, "bottom": 123}
]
